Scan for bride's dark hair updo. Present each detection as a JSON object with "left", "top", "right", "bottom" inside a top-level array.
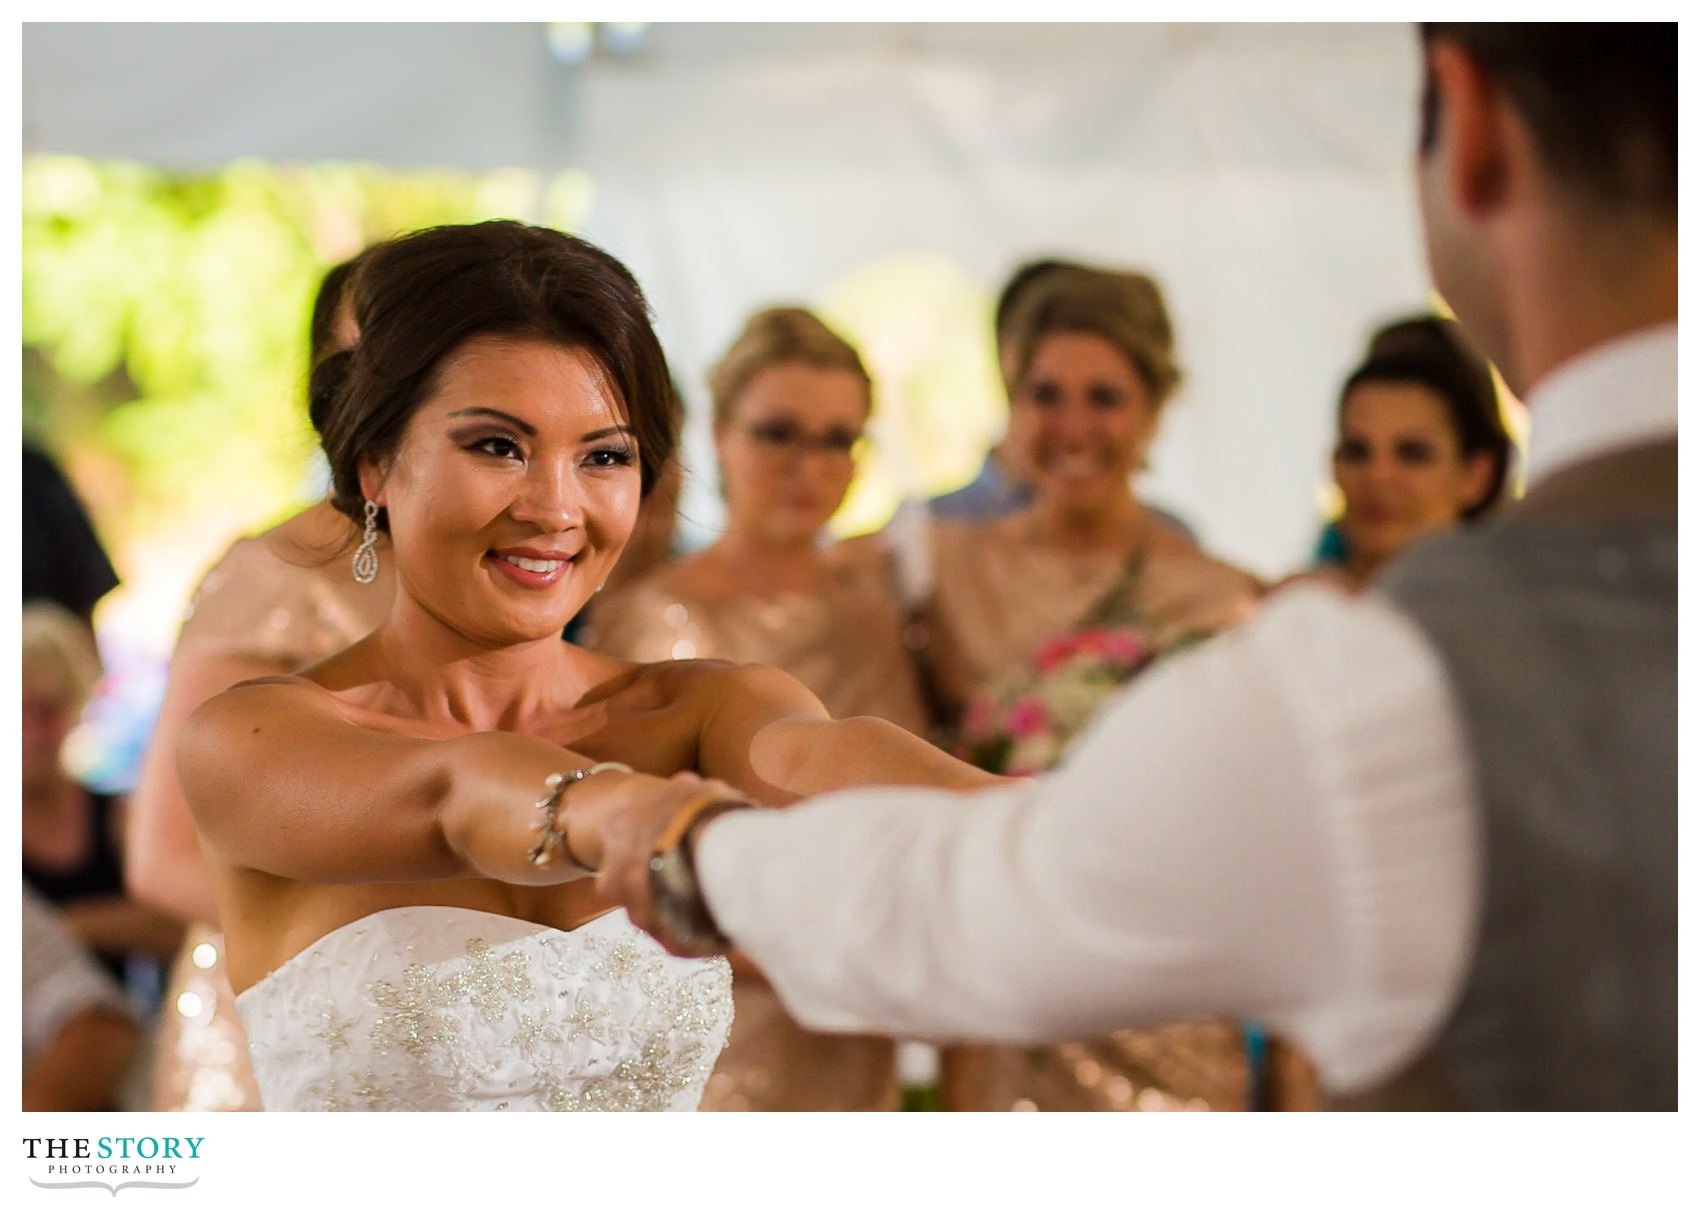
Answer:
[{"left": 311, "top": 221, "right": 680, "bottom": 531}]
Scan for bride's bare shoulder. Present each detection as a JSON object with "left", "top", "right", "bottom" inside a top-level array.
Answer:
[
  {"left": 584, "top": 653, "right": 739, "bottom": 707},
  {"left": 173, "top": 675, "right": 350, "bottom": 821},
  {"left": 587, "top": 653, "right": 820, "bottom": 727},
  {"left": 189, "top": 672, "right": 345, "bottom": 734}
]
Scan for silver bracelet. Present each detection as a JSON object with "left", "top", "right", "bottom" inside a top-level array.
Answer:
[{"left": 527, "top": 761, "right": 636, "bottom": 870}]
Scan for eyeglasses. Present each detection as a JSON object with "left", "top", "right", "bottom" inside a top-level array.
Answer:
[{"left": 740, "top": 420, "right": 867, "bottom": 460}]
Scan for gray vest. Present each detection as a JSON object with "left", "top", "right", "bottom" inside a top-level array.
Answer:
[{"left": 1348, "top": 440, "right": 1676, "bottom": 1110}]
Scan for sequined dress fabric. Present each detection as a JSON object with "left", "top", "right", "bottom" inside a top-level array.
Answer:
[
  {"left": 585, "top": 544, "right": 931, "bottom": 737},
  {"left": 919, "top": 518, "right": 1291, "bottom": 1112},
  {"left": 235, "top": 906, "right": 734, "bottom": 1112},
  {"left": 152, "top": 534, "right": 391, "bottom": 1112},
  {"left": 585, "top": 544, "right": 918, "bottom": 1110}
]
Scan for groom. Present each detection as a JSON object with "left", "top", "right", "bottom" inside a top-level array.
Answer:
[{"left": 576, "top": 24, "right": 1676, "bottom": 1111}]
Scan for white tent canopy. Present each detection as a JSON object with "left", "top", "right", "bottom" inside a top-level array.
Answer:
[{"left": 24, "top": 21, "right": 1433, "bottom": 574}]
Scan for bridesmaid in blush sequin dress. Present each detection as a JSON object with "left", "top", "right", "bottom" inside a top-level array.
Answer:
[{"left": 889, "top": 264, "right": 1319, "bottom": 1111}]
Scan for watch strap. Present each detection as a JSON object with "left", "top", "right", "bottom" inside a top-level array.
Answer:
[{"left": 652, "top": 792, "right": 754, "bottom": 860}]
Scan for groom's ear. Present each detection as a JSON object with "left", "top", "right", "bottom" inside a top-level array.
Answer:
[{"left": 1424, "top": 38, "right": 1519, "bottom": 221}]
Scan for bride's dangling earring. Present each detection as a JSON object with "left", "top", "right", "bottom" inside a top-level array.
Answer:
[{"left": 352, "top": 500, "right": 381, "bottom": 585}]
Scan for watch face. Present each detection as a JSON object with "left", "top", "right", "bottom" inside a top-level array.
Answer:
[{"left": 649, "top": 850, "right": 723, "bottom": 957}]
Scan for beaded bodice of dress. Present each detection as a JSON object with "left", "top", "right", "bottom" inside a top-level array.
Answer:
[{"left": 235, "top": 906, "right": 734, "bottom": 1112}]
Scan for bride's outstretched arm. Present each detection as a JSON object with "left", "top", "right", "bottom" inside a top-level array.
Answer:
[
  {"left": 178, "top": 677, "right": 655, "bottom": 887},
  {"left": 694, "top": 664, "right": 1002, "bottom": 804}
]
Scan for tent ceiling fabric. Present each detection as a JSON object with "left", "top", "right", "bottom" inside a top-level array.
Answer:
[
  {"left": 24, "top": 23, "right": 562, "bottom": 170},
  {"left": 23, "top": 22, "right": 1416, "bottom": 177},
  {"left": 23, "top": 22, "right": 1432, "bottom": 574}
]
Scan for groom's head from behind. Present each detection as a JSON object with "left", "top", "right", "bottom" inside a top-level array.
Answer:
[{"left": 1413, "top": 23, "right": 1676, "bottom": 396}]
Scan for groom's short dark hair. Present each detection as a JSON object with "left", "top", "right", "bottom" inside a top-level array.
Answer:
[{"left": 1418, "top": 23, "right": 1675, "bottom": 216}]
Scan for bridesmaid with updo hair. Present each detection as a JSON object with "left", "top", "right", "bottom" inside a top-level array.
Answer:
[{"left": 1329, "top": 316, "right": 1512, "bottom": 585}]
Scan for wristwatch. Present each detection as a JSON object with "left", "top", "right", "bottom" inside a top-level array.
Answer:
[{"left": 647, "top": 793, "right": 753, "bottom": 957}]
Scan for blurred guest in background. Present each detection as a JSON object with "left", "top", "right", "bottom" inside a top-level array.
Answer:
[
  {"left": 124, "top": 252, "right": 391, "bottom": 1112},
  {"left": 1304, "top": 315, "right": 1511, "bottom": 588},
  {"left": 902, "top": 265, "right": 1260, "bottom": 719},
  {"left": 23, "top": 602, "right": 182, "bottom": 983},
  {"left": 23, "top": 441, "right": 121, "bottom": 628},
  {"left": 23, "top": 885, "right": 141, "bottom": 1111},
  {"left": 930, "top": 257, "right": 1197, "bottom": 543},
  {"left": 586, "top": 305, "right": 922, "bottom": 1110},
  {"left": 888, "top": 263, "right": 1299, "bottom": 1110}
]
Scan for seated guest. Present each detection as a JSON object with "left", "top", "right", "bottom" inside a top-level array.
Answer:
[
  {"left": 24, "top": 884, "right": 141, "bottom": 1111},
  {"left": 22, "top": 602, "right": 182, "bottom": 982},
  {"left": 585, "top": 305, "right": 925, "bottom": 1111}
]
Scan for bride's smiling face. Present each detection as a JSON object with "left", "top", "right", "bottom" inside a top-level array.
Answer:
[{"left": 361, "top": 334, "right": 642, "bottom": 645}]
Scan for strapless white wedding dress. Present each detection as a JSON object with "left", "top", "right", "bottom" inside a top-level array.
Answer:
[{"left": 235, "top": 906, "right": 733, "bottom": 1111}]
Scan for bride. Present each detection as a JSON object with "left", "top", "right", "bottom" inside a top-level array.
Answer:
[{"left": 177, "top": 221, "right": 996, "bottom": 1112}]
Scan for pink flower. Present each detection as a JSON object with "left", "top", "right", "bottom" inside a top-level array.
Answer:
[
  {"left": 1032, "top": 634, "right": 1079, "bottom": 674},
  {"left": 1004, "top": 697, "right": 1050, "bottom": 739},
  {"left": 1096, "top": 628, "right": 1149, "bottom": 667}
]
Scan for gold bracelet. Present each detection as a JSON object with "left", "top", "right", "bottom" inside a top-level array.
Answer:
[{"left": 527, "top": 761, "right": 635, "bottom": 871}]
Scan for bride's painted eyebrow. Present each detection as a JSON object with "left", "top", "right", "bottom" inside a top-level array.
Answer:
[
  {"left": 580, "top": 424, "right": 636, "bottom": 444},
  {"left": 447, "top": 406, "right": 536, "bottom": 436},
  {"left": 445, "top": 410, "right": 633, "bottom": 446}
]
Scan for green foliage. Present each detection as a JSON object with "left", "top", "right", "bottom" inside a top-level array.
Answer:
[{"left": 22, "top": 155, "right": 588, "bottom": 556}]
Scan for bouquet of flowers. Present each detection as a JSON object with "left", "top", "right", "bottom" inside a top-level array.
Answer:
[{"left": 956, "top": 624, "right": 1157, "bottom": 776}]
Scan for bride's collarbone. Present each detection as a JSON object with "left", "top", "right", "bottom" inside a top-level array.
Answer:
[{"left": 321, "top": 686, "right": 700, "bottom": 761}]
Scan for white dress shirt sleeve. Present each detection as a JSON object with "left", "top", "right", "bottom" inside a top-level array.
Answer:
[{"left": 695, "top": 583, "right": 1482, "bottom": 1094}]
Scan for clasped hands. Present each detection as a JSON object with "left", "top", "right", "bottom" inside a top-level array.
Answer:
[{"left": 559, "top": 769, "right": 753, "bottom": 957}]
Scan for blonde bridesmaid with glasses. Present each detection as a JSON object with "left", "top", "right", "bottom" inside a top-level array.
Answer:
[{"left": 584, "top": 306, "right": 928, "bottom": 1110}]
